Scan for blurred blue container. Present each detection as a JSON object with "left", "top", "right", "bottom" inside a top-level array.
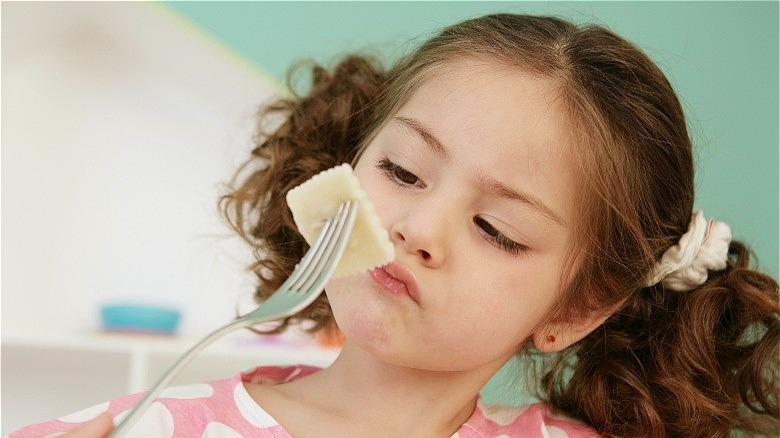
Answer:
[{"left": 100, "top": 303, "right": 182, "bottom": 335}]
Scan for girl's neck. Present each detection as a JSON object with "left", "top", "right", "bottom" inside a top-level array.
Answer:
[{"left": 250, "top": 340, "right": 508, "bottom": 437}]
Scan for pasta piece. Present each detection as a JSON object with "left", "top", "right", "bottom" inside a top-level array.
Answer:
[{"left": 287, "top": 163, "right": 394, "bottom": 277}]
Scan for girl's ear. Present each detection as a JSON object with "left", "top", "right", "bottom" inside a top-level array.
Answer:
[{"left": 532, "top": 299, "right": 625, "bottom": 353}]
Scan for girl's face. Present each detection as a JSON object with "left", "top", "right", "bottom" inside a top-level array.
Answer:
[{"left": 327, "top": 59, "right": 579, "bottom": 373}]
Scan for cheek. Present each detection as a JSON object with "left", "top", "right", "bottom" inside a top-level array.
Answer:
[
  {"left": 325, "top": 276, "right": 395, "bottom": 348},
  {"left": 458, "top": 262, "right": 563, "bottom": 333},
  {"left": 352, "top": 155, "right": 376, "bottom": 189},
  {"left": 353, "top": 165, "right": 397, "bottom": 228}
]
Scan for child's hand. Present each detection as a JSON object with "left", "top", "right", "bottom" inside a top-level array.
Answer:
[{"left": 60, "top": 413, "right": 114, "bottom": 438}]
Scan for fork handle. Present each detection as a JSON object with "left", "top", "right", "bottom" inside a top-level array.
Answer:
[{"left": 110, "top": 318, "right": 250, "bottom": 437}]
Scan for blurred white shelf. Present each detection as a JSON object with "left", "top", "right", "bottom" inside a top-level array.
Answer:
[
  {"left": 1, "top": 328, "right": 339, "bottom": 435},
  {"left": 3, "top": 328, "right": 338, "bottom": 364},
  {"left": 2, "top": 328, "right": 339, "bottom": 392}
]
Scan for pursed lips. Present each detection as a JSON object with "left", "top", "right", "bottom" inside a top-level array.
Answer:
[{"left": 370, "top": 261, "right": 421, "bottom": 305}]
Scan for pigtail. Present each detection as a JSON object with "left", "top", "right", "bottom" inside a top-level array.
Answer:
[
  {"left": 220, "top": 55, "right": 387, "bottom": 333},
  {"left": 545, "top": 241, "right": 779, "bottom": 437}
]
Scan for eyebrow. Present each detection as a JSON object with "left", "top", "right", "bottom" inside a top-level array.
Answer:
[
  {"left": 479, "top": 176, "right": 567, "bottom": 227},
  {"left": 393, "top": 116, "right": 448, "bottom": 159},
  {"left": 392, "top": 116, "right": 567, "bottom": 227}
]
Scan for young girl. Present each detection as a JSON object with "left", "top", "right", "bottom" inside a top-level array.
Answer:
[{"left": 13, "top": 13, "right": 778, "bottom": 438}]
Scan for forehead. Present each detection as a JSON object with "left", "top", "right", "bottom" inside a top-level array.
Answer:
[
  {"left": 405, "top": 58, "right": 565, "bottom": 126},
  {"left": 385, "top": 58, "right": 580, "bottom": 226},
  {"left": 396, "top": 58, "right": 573, "bottom": 161}
]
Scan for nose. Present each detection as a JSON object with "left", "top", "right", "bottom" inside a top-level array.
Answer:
[{"left": 389, "top": 200, "right": 448, "bottom": 268}]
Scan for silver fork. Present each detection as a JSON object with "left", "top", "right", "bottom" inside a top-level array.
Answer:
[{"left": 111, "top": 199, "right": 359, "bottom": 437}]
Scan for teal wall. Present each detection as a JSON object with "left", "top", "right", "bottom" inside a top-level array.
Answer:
[
  {"left": 160, "top": 0, "right": 779, "bottom": 405},
  {"left": 161, "top": 1, "right": 778, "bottom": 278}
]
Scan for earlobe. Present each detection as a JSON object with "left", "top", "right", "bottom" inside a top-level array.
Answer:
[{"left": 533, "top": 299, "right": 625, "bottom": 353}]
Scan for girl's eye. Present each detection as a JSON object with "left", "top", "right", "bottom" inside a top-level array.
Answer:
[
  {"left": 473, "top": 216, "right": 529, "bottom": 256},
  {"left": 376, "top": 158, "right": 425, "bottom": 188}
]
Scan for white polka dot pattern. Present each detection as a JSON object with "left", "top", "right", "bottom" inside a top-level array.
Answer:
[
  {"left": 481, "top": 403, "right": 529, "bottom": 426},
  {"left": 10, "top": 365, "right": 601, "bottom": 437},
  {"left": 58, "top": 402, "right": 109, "bottom": 423},
  {"left": 159, "top": 382, "right": 214, "bottom": 399},
  {"left": 117, "top": 402, "right": 175, "bottom": 438},
  {"left": 201, "top": 422, "right": 244, "bottom": 438},
  {"left": 112, "top": 407, "right": 130, "bottom": 427},
  {"left": 542, "top": 424, "right": 569, "bottom": 438}
]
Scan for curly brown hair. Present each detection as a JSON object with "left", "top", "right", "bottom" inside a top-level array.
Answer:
[
  {"left": 220, "top": 55, "right": 388, "bottom": 333},
  {"left": 220, "top": 14, "right": 779, "bottom": 437}
]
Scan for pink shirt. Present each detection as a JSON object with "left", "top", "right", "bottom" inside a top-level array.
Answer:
[{"left": 11, "top": 365, "right": 601, "bottom": 437}]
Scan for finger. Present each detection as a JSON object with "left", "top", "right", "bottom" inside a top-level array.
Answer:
[{"left": 62, "top": 413, "right": 114, "bottom": 438}]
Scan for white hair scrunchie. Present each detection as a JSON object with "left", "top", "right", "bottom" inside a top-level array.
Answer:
[{"left": 644, "top": 210, "right": 732, "bottom": 291}]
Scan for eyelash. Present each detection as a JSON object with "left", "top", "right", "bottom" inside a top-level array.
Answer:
[
  {"left": 375, "top": 157, "right": 530, "bottom": 257},
  {"left": 473, "top": 217, "right": 529, "bottom": 256},
  {"left": 376, "top": 157, "right": 424, "bottom": 188}
]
